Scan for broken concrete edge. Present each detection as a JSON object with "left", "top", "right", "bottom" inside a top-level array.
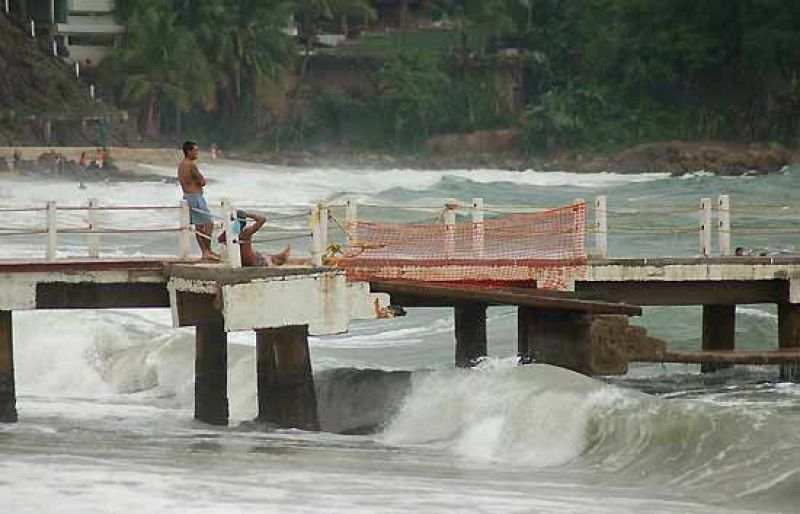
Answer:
[{"left": 168, "top": 273, "right": 391, "bottom": 335}]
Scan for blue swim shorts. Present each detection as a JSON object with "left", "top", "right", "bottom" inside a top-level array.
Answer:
[{"left": 183, "top": 193, "right": 213, "bottom": 226}]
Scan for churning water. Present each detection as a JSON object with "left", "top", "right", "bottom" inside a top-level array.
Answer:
[{"left": 0, "top": 161, "right": 799, "bottom": 513}]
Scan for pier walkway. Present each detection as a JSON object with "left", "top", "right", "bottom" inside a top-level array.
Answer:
[{"left": 1, "top": 194, "right": 799, "bottom": 427}]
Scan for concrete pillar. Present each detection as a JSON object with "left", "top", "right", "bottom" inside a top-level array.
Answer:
[
  {"left": 517, "top": 308, "right": 633, "bottom": 375},
  {"left": 454, "top": 302, "right": 487, "bottom": 367},
  {"left": 0, "top": 311, "right": 17, "bottom": 422},
  {"left": 701, "top": 305, "right": 735, "bottom": 373},
  {"left": 194, "top": 319, "right": 228, "bottom": 425},
  {"left": 256, "top": 325, "right": 319, "bottom": 431},
  {"left": 778, "top": 303, "right": 800, "bottom": 381}
]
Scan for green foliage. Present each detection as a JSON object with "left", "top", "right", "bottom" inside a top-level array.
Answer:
[{"left": 374, "top": 51, "right": 450, "bottom": 148}]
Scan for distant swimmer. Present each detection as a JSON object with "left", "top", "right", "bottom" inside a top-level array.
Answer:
[
  {"left": 218, "top": 210, "right": 290, "bottom": 267},
  {"left": 178, "top": 140, "right": 219, "bottom": 262}
]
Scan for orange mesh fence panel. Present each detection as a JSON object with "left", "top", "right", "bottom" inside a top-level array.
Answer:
[{"left": 337, "top": 201, "right": 587, "bottom": 290}]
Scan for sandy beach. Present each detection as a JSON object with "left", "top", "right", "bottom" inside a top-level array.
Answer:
[{"left": 0, "top": 146, "right": 230, "bottom": 179}]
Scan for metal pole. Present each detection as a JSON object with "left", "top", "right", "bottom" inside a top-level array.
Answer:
[
  {"left": 700, "top": 197, "right": 712, "bottom": 257},
  {"left": 30, "top": 19, "right": 35, "bottom": 38},
  {"left": 46, "top": 201, "right": 57, "bottom": 261},
  {"left": 88, "top": 198, "right": 100, "bottom": 258},
  {"left": 472, "top": 197, "right": 484, "bottom": 258},
  {"left": 717, "top": 194, "right": 731, "bottom": 256},
  {"left": 74, "top": 61, "right": 79, "bottom": 78},
  {"left": 594, "top": 195, "right": 607, "bottom": 258}
]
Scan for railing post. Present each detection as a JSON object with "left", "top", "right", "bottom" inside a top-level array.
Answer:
[
  {"left": 87, "top": 198, "right": 100, "bottom": 258},
  {"left": 700, "top": 197, "right": 712, "bottom": 257},
  {"left": 472, "top": 197, "right": 484, "bottom": 258},
  {"left": 444, "top": 201, "right": 457, "bottom": 259},
  {"left": 221, "top": 199, "right": 241, "bottom": 268},
  {"left": 46, "top": 201, "right": 57, "bottom": 261},
  {"left": 717, "top": 194, "right": 731, "bottom": 256},
  {"left": 345, "top": 198, "right": 358, "bottom": 252},
  {"left": 178, "top": 200, "right": 191, "bottom": 259},
  {"left": 310, "top": 204, "right": 327, "bottom": 267},
  {"left": 594, "top": 195, "right": 607, "bottom": 258}
]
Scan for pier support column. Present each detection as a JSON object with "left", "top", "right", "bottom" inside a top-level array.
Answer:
[
  {"left": 518, "top": 307, "right": 589, "bottom": 373},
  {"left": 0, "top": 311, "right": 17, "bottom": 423},
  {"left": 701, "top": 305, "right": 735, "bottom": 373},
  {"left": 778, "top": 303, "right": 800, "bottom": 381},
  {"left": 256, "top": 325, "right": 319, "bottom": 431},
  {"left": 518, "top": 308, "right": 632, "bottom": 375},
  {"left": 454, "top": 302, "right": 487, "bottom": 367},
  {"left": 195, "top": 318, "right": 228, "bottom": 425}
]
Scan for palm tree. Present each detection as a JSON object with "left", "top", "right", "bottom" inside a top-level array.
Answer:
[
  {"left": 99, "top": 4, "right": 214, "bottom": 138},
  {"left": 191, "top": 0, "right": 297, "bottom": 127}
]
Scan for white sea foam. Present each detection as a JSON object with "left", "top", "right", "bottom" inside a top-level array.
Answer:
[
  {"left": 735, "top": 306, "right": 777, "bottom": 320},
  {"left": 381, "top": 362, "right": 612, "bottom": 467}
]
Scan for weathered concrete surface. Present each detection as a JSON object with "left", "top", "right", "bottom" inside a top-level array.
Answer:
[
  {"left": 168, "top": 265, "right": 387, "bottom": 334},
  {"left": 518, "top": 309, "right": 664, "bottom": 375},
  {"left": 585, "top": 257, "right": 800, "bottom": 283},
  {"left": 0, "top": 260, "right": 168, "bottom": 310}
]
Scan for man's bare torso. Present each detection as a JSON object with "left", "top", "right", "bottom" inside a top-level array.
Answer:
[{"left": 177, "top": 158, "right": 205, "bottom": 194}]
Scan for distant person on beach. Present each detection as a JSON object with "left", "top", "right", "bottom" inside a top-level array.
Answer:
[
  {"left": 210, "top": 143, "right": 218, "bottom": 160},
  {"left": 178, "top": 140, "right": 219, "bottom": 261},
  {"left": 217, "top": 210, "right": 290, "bottom": 267}
]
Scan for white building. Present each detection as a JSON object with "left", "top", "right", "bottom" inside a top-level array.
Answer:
[{"left": 30, "top": 0, "right": 123, "bottom": 68}]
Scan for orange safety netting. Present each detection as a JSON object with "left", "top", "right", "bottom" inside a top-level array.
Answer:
[{"left": 337, "top": 201, "right": 587, "bottom": 290}]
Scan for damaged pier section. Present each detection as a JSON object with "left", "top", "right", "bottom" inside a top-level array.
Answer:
[{"left": 0, "top": 260, "right": 388, "bottom": 427}]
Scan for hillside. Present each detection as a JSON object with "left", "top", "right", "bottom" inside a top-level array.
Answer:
[{"left": 0, "top": 13, "right": 107, "bottom": 121}]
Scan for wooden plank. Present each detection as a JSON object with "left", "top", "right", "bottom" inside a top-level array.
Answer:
[
  {"left": 575, "top": 280, "right": 785, "bottom": 306},
  {"left": 637, "top": 349, "right": 800, "bottom": 365},
  {"left": 370, "top": 281, "right": 642, "bottom": 315}
]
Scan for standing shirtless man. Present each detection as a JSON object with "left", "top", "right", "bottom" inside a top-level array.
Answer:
[{"left": 178, "top": 140, "right": 219, "bottom": 261}]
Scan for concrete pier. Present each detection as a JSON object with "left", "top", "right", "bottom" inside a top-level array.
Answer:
[
  {"left": 195, "top": 317, "right": 229, "bottom": 425},
  {"left": 0, "top": 310, "right": 17, "bottom": 422},
  {"left": 256, "top": 326, "right": 319, "bottom": 431},
  {"left": 454, "top": 302, "right": 487, "bottom": 367},
  {"left": 701, "top": 305, "right": 736, "bottom": 373}
]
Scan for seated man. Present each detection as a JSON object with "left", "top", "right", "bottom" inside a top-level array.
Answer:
[{"left": 218, "top": 210, "right": 290, "bottom": 267}]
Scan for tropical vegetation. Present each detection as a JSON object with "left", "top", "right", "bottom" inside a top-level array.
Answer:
[{"left": 88, "top": 1, "right": 800, "bottom": 153}]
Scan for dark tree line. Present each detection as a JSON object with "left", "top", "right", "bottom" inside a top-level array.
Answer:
[{"left": 97, "top": 0, "right": 800, "bottom": 153}]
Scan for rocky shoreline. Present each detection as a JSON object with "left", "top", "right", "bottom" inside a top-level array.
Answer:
[
  {"left": 231, "top": 140, "right": 798, "bottom": 175},
  {"left": 2, "top": 140, "right": 797, "bottom": 181}
]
